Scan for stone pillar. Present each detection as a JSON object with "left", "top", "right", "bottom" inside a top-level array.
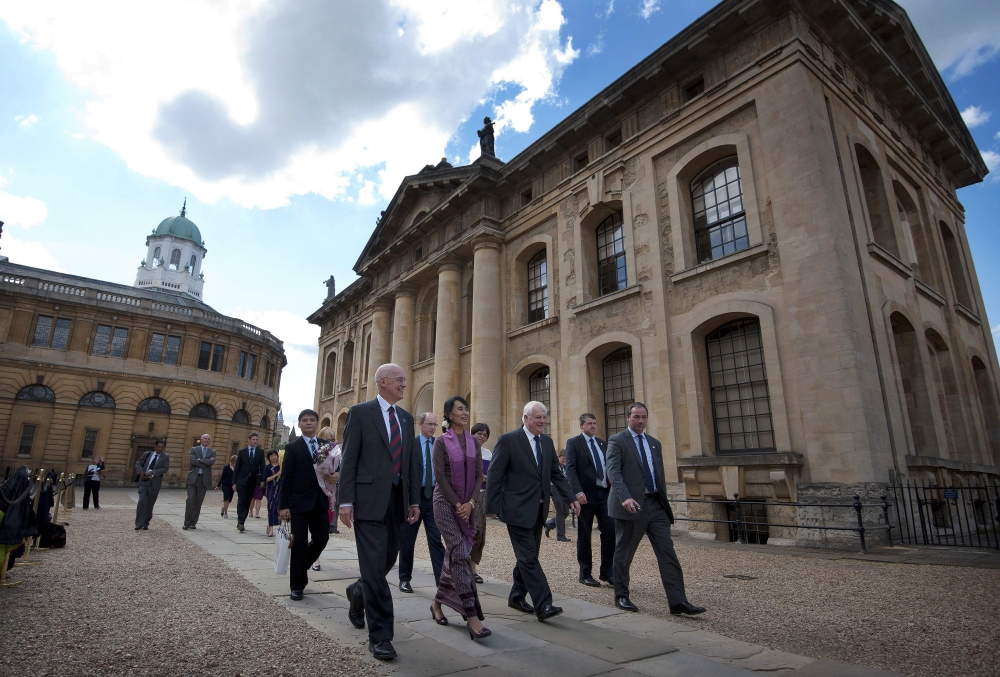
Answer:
[
  {"left": 432, "top": 262, "right": 463, "bottom": 418},
  {"left": 391, "top": 287, "right": 417, "bottom": 413},
  {"left": 368, "top": 300, "right": 393, "bottom": 392},
  {"left": 471, "top": 237, "right": 503, "bottom": 437}
]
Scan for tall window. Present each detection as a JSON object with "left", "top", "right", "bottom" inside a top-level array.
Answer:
[
  {"left": 706, "top": 319, "right": 774, "bottom": 452},
  {"left": 597, "top": 212, "right": 627, "bottom": 296},
  {"left": 264, "top": 359, "right": 277, "bottom": 388},
  {"left": 188, "top": 254, "right": 197, "bottom": 271},
  {"left": 528, "top": 367, "right": 551, "bottom": 434},
  {"left": 238, "top": 351, "right": 256, "bottom": 379},
  {"left": 198, "top": 341, "right": 224, "bottom": 372},
  {"left": 18, "top": 424, "right": 36, "bottom": 456},
  {"left": 341, "top": 341, "right": 355, "bottom": 388},
  {"left": 856, "top": 145, "right": 900, "bottom": 259},
  {"left": 940, "top": 222, "right": 973, "bottom": 308},
  {"left": 82, "top": 429, "right": 98, "bottom": 458},
  {"left": 691, "top": 157, "right": 748, "bottom": 263},
  {"left": 527, "top": 250, "right": 548, "bottom": 323},
  {"left": 32, "top": 316, "right": 71, "bottom": 350},
  {"left": 169, "top": 248, "right": 182, "bottom": 269},
  {"left": 92, "top": 325, "right": 128, "bottom": 357},
  {"left": 148, "top": 333, "right": 181, "bottom": 365},
  {"left": 323, "top": 351, "right": 337, "bottom": 396},
  {"left": 152, "top": 246, "right": 161, "bottom": 262},
  {"left": 602, "top": 347, "right": 634, "bottom": 437}
]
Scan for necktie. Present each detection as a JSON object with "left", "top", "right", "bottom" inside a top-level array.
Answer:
[
  {"left": 249, "top": 447, "right": 254, "bottom": 461},
  {"left": 147, "top": 454, "right": 157, "bottom": 473},
  {"left": 309, "top": 439, "right": 318, "bottom": 462},
  {"left": 533, "top": 436, "right": 542, "bottom": 473},
  {"left": 388, "top": 406, "right": 402, "bottom": 483},
  {"left": 589, "top": 437, "right": 605, "bottom": 486},
  {"left": 636, "top": 434, "right": 656, "bottom": 495},
  {"left": 423, "top": 438, "right": 433, "bottom": 499}
]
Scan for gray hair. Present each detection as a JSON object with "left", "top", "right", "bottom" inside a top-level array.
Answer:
[
  {"left": 373, "top": 363, "right": 402, "bottom": 383},
  {"left": 418, "top": 412, "right": 435, "bottom": 424},
  {"left": 522, "top": 401, "right": 548, "bottom": 419}
]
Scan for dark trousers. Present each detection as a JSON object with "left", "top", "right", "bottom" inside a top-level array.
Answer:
[
  {"left": 354, "top": 483, "right": 404, "bottom": 642},
  {"left": 83, "top": 480, "right": 101, "bottom": 509},
  {"left": 236, "top": 483, "right": 255, "bottom": 525},
  {"left": 134, "top": 482, "right": 160, "bottom": 528},
  {"left": 399, "top": 490, "right": 445, "bottom": 585},
  {"left": 545, "top": 487, "right": 568, "bottom": 538},
  {"left": 613, "top": 495, "right": 688, "bottom": 606},
  {"left": 184, "top": 481, "right": 208, "bottom": 527},
  {"left": 508, "top": 503, "right": 553, "bottom": 612},
  {"left": 289, "top": 494, "right": 330, "bottom": 592},
  {"left": 577, "top": 489, "right": 614, "bottom": 580}
]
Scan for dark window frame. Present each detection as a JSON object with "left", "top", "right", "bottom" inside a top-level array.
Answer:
[
  {"left": 602, "top": 347, "right": 634, "bottom": 438},
  {"left": 691, "top": 156, "right": 749, "bottom": 264},
  {"left": 527, "top": 249, "right": 548, "bottom": 323},
  {"left": 18, "top": 424, "right": 37, "bottom": 456},
  {"left": 82, "top": 429, "right": 98, "bottom": 458},
  {"left": 596, "top": 211, "right": 628, "bottom": 297},
  {"left": 528, "top": 366, "right": 551, "bottom": 435}
]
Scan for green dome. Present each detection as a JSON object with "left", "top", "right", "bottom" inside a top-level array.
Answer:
[{"left": 153, "top": 201, "right": 203, "bottom": 245}]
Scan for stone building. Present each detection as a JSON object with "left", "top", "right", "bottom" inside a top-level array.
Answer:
[
  {"left": 0, "top": 205, "right": 285, "bottom": 486},
  {"left": 309, "top": 0, "right": 998, "bottom": 539}
]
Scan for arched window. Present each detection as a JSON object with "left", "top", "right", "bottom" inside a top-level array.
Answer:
[
  {"left": 15, "top": 384, "right": 56, "bottom": 402},
  {"left": 528, "top": 367, "right": 551, "bottom": 434},
  {"left": 691, "top": 157, "right": 748, "bottom": 263},
  {"left": 706, "top": 319, "right": 774, "bottom": 452},
  {"left": 602, "top": 347, "right": 634, "bottom": 437},
  {"left": 188, "top": 254, "right": 197, "bottom": 271},
  {"left": 79, "top": 391, "right": 115, "bottom": 409},
  {"left": 169, "top": 249, "right": 182, "bottom": 269},
  {"left": 189, "top": 403, "right": 216, "bottom": 419},
  {"left": 855, "top": 145, "right": 900, "bottom": 259},
  {"left": 260, "top": 415, "right": 270, "bottom": 430},
  {"left": 939, "top": 222, "right": 973, "bottom": 308},
  {"left": 527, "top": 250, "right": 548, "bottom": 323},
  {"left": 152, "top": 246, "right": 161, "bottom": 262},
  {"left": 925, "top": 330, "right": 969, "bottom": 456},
  {"left": 890, "top": 313, "right": 935, "bottom": 456},
  {"left": 596, "top": 212, "right": 627, "bottom": 296},
  {"left": 893, "top": 182, "right": 936, "bottom": 286},
  {"left": 341, "top": 341, "right": 355, "bottom": 388},
  {"left": 137, "top": 397, "right": 171, "bottom": 414},
  {"left": 972, "top": 357, "right": 1000, "bottom": 459},
  {"left": 232, "top": 409, "right": 250, "bottom": 425},
  {"left": 323, "top": 351, "right": 337, "bottom": 396}
]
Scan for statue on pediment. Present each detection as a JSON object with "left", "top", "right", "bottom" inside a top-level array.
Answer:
[
  {"left": 478, "top": 117, "right": 496, "bottom": 158},
  {"left": 325, "top": 275, "right": 336, "bottom": 300}
]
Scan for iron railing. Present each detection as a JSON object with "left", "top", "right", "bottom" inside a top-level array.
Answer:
[{"left": 887, "top": 479, "right": 1000, "bottom": 549}]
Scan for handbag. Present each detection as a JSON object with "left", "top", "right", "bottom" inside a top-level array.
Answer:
[{"left": 273, "top": 521, "right": 291, "bottom": 574}]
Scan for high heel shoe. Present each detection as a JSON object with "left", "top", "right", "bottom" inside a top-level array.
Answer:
[
  {"left": 468, "top": 625, "right": 491, "bottom": 640},
  {"left": 430, "top": 604, "right": 448, "bottom": 626}
]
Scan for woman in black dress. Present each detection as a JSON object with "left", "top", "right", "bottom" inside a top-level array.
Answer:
[
  {"left": 215, "top": 455, "right": 236, "bottom": 518},
  {"left": 263, "top": 451, "right": 282, "bottom": 537}
]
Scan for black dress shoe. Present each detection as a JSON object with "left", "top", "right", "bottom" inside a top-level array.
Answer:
[
  {"left": 368, "top": 640, "right": 396, "bottom": 660},
  {"left": 536, "top": 604, "right": 563, "bottom": 621},
  {"left": 347, "top": 582, "right": 366, "bottom": 629},
  {"left": 142, "top": 526, "right": 148, "bottom": 530},
  {"left": 399, "top": 581, "right": 413, "bottom": 593},
  {"left": 182, "top": 526, "right": 190, "bottom": 530},
  {"left": 290, "top": 589, "right": 304, "bottom": 601},
  {"left": 616, "top": 596, "right": 639, "bottom": 612},
  {"left": 543, "top": 524, "right": 552, "bottom": 538},
  {"left": 312, "top": 563, "right": 321, "bottom": 571},
  {"left": 134, "top": 526, "right": 142, "bottom": 530},
  {"left": 599, "top": 575, "right": 613, "bottom": 586},
  {"left": 557, "top": 535, "right": 571, "bottom": 542},
  {"left": 507, "top": 597, "right": 535, "bottom": 614},
  {"left": 237, "top": 523, "right": 245, "bottom": 532},
  {"left": 579, "top": 576, "right": 601, "bottom": 587},
  {"left": 670, "top": 601, "right": 706, "bottom": 615}
]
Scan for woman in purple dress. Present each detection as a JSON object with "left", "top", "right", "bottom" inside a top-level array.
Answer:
[
  {"left": 263, "top": 451, "right": 281, "bottom": 537},
  {"left": 429, "top": 396, "right": 490, "bottom": 640}
]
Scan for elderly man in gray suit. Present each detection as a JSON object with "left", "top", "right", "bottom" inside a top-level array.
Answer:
[
  {"left": 183, "top": 433, "right": 216, "bottom": 530},
  {"left": 607, "top": 402, "right": 705, "bottom": 616},
  {"left": 134, "top": 439, "right": 169, "bottom": 530}
]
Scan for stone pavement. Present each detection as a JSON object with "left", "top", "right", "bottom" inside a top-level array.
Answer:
[{"left": 139, "top": 489, "right": 903, "bottom": 677}]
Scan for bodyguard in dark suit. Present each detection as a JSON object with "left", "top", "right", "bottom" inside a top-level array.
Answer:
[
  {"left": 339, "top": 363, "right": 421, "bottom": 661},
  {"left": 565, "top": 413, "right": 615, "bottom": 587},
  {"left": 606, "top": 402, "right": 705, "bottom": 616},
  {"left": 278, "top": 410, "right": 330, "bottom": 600},
  {"left": 398, "top": 412, "right": 445, "bottom": 592},
  {"left": 486, "top": 401, "right": 579, "bottom": 622},
  {"left": 134, "top": 440, "right": 169, "bottom": 530},
  {"left": 233, "top": 432, "right": 266, "bottom": 531}
]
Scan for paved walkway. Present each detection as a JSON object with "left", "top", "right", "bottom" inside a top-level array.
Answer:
[{"left": 139, "top": 490, "right": 903, "bottom": 677}]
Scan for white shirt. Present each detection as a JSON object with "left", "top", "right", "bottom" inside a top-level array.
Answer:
[
  {"left": 86, "top": 464, "right": 102, "bottom": 482},
  {"left": 630, "top": 428, "right": 657, "bottom": 492},
  {"left": 341, "top": 397, "right": 418, "bottom": 509},
  {"left": 146, "top": 453, "right": 159, "bottom": 474},
  {"left": 248, "top": 446, "right": 257, "bottom": 461},
  {"left": 583, "top": 433, "right": 607, "bottom": 488},
  {"left": 522, "top": 426, "right": 543, "bottom": 466},
  {"left": 301, "top": 437, "right": 318, "bottom": 458},
  {"left": 197, "top": 446, "right": 207, "bottom": 474}
]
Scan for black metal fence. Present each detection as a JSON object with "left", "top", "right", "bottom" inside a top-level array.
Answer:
[{"left": 886, "top": 479, "right": 1000, "bottom": 549}]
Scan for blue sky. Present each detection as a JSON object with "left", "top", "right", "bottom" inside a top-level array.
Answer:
[{"left": 1, "top": 0, "right": 998, "bottom": 420}]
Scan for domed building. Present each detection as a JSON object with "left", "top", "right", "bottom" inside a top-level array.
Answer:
[{"left": 0, "top": 204, "right": 286, "bottom": 486}]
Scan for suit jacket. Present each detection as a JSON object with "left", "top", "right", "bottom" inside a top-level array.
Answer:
[
  {"left": 233, "top": 446, "right": 266, "bottom": 489},
  {"left": 278, "top": 436, "right": 330, "bottom": 513},
  {"left": 413, "top": 434, "right": 436, "bottom": 495},
  {"left": 186, "top": 445, "right": 217, "bottom": 488},
  {"left": 339, "top": 398, "right": 420, "bottom": 522},
  {"left": 606, "top": 429, "right": 674, "bottom": 523},
  {"left": 135, "top": 450, "right": 170, "bottom": 490},
  {"left": 485, "top": 428, "right": 575, "bottom": 529},
  {"left": 565, "top": 433, "right": 609, "bottom": 504}
]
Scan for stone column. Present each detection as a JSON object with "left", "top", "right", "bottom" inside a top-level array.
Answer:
[
  {"left": 368, "top": 300, "right": 393, "bottom": 392},
  {"left": 432, "top": 262, "right": 463, "bottom": 418},
  {"left": 390, "top": 287, "right": 417, "bottom": 413},
  {"left": 471, "top": 237, "right": 503, "bottom": 437}
]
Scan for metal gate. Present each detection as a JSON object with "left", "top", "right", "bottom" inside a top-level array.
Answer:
[{"left": 887, "top": 479, "right": 1000, "bottom": 549}]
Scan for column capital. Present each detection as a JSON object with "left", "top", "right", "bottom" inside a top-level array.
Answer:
[
  {"left": 392, "top": 284, "right": 418, "bottom": 299},
  {"left": 371, "top": 297, "right": 394, "bottom": 313},
  {"left": 472, "top": 234, "right": 503, "bottom": 252},
  {"left": 437, "top": 258, "right": 464, "bottom": 274}
]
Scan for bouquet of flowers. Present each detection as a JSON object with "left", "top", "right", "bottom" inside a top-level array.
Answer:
[{"left": 313, "top": 441, "right": 341, "bottom": 499}]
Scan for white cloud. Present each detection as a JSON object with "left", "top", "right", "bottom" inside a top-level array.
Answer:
[
  {"left": 993, "top": 323, "right": 1000, "bottom": 338},
  {"left": 0, "top": 187, "right": 49, "bottom": 228},
  {"left": 1, "top": 236, "right": 66, "bottom": 272},
  {"left": 639, "top": 0, "right": 660, "bottom": 20},
  {"left": 981, "top": 150, "right": 1000, "bottom": 174},
  {"left": 1, "top": 0, "right": 577, "bottom": 210},
  {"left": 14, "top": 114, "right": 39, "bottom": 127},
  {"left": 960, "top": 105, "right": 991, "bottom": 128},
  {"left": 586, "top": 31, "right": 605, "bottom": 56},
  {"left": 600, "top": 0, "right": 615, "bottom": 18},
  {"left": 898, "top": 0, "right": 1000, "bottom": 78}
]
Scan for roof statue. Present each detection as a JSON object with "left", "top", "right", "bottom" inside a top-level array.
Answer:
[
  {"left": 325, "top": 275, "right": 336, "bottom": 300},
  {"left": 478, "top": 117, "right": 495, "bottom": 158}
]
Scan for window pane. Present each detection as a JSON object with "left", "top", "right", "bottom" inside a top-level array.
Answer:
[
  {"left": 706, "top": 319, "right": 774, "bottom": 453},
  {"left": 164, "top": 336, "right": 181, "bottom": 365},
  {"left": 238, "top": 351, "right": 247, "bottom": 378},
  {"left": 82, "top": 429, "right": 98, "bottom": 458},
  {"left": 51, "top": 319, "right": 72, "bottom": 351},
  {"left": 211, "top": 344, "right": 224, "bottom": 372},
  {"left": 247, "top": 354, "right": 255, "bottom": 380},
  {"left": 109, "top": 328, "right": 128, "bottom": 358},
  {"left": 529, "top": 367, "right": 551, "bottom": 435},
  {"left": 92, "top": 325, "right": 112, "bottom": 355},
  {"left": 148, "top": 333, "right": 165, "bottom": 363},
  {"left": 691, "top": 157, "right": 748, "bottom": 264},
  {"left": 596, "top": 212, "right": 628, "bottom": 296},
  {"left": 198, "top": 341, "right": 212, "bottom": 370},
  {"left": 32, "top": 316, "right": 53, "bottom": 347},
  {"left": 602, "top": 347, "right": 634, "bottom": 437},
  {"left": 18, "top": 424, "right": 36, "bottom": 455}
]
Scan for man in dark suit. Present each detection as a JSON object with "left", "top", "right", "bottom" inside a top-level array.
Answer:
[
  {"left": 233, "top": 432, "right": 266, "bottom": 532},
  {"left": 183, "top": 433, "right": 216, "bottom": 530},
  {"left": 339, "top": 363, "right": 421, "bottom": 661},
  {"left": 486, "top": 401, "right": 579, "bottom": 622},
  {"left": 278, "top": 410, "right": 330, "bottom": 601},
  {"left": 398, "top": 412, "right": 445, "bottom": 593},
  {"left": 134, "top": 440, "right": 169, "bottom": 530},
  {"left": 607, "top": 402, "right": 705, "bottom": 616},
  {"left": 565, "top": 412, "right": 615, "bottom": 587}
]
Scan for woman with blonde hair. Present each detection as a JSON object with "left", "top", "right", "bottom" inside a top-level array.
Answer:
[{"left": 317, "top": 426, "right": 342, "bottom": 534}]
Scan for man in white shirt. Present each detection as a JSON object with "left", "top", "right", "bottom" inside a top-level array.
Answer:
[
  {"left": 183, "top": 433, "right": 216, "bottom": 530},
  {"left": 564, "top": 413, "right": 615, "bottom": 587},
  {"left": 134, "top": 441, "right": 169, "bottom": 530},
  {"left": 398, "top": 412, "right": 446, "bottom": 592}
]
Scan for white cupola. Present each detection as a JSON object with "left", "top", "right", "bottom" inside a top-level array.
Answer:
[{"left": 134, "top": 199, "right": 208, "bottom": 299}]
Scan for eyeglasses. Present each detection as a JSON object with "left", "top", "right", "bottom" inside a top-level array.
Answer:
[{"left": 381, "top": 377, "right": 407, "bottom": 384}]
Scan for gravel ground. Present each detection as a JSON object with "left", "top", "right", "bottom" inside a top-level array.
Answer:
[
  {"left": 0, "top": 493, "right": 380, "bottom": 677},
  {"left": 387, "top": 516, "right": 1000, "bottom": 677}
]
